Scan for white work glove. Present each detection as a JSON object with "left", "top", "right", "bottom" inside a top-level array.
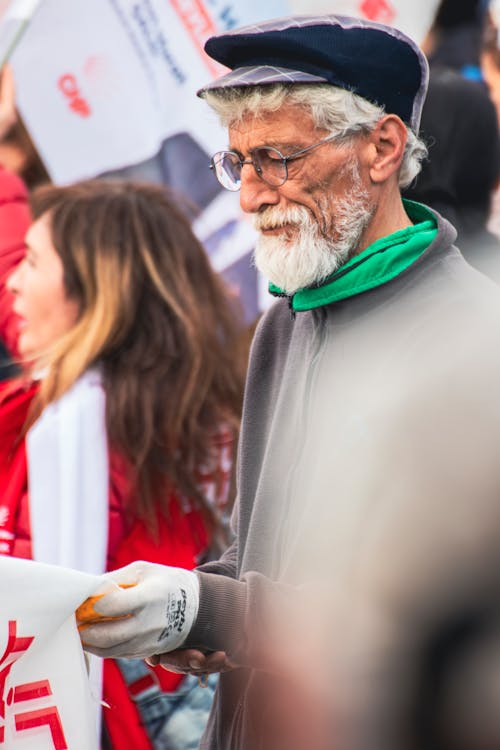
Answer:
[{"left": 78, "top": 561, "right": 199, "bottom": 659}]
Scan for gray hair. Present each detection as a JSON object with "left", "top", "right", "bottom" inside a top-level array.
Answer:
[{"left": 204, "top": 84, "right": 427, "bottom": 189}]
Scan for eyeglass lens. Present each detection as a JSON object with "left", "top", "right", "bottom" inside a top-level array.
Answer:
[
  {"left": 213, "top": 147, "right": 287, "bottom": 191},
  {"left": 253, "top": 148, "right": 287, "bottom": 186},
  {"left": 213, "top": 153, "right": 243, "bottom": 191}
]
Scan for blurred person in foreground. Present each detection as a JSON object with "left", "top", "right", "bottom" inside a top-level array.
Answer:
[
  {"left": 79, "top": 14, "right": 500, "bottom": 750},
  {"left": 0, "top": 175, "right": 245, "bottom": 749},
  {"left": 404, "top": 66, "right": 500, "bottom": 281}
]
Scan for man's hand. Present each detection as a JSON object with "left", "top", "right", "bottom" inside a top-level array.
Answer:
[
  {"left": 146, "top": 649, "right": 237, "bottom": 674},
  {"left": 78, "top": 561, "right": 199, "bottom": 659}
]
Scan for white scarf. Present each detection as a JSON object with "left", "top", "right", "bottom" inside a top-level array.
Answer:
[
  {"left": 26, "top": 368, "right": 109, "bottom": 735},
  {"left": 26, "top": 368, "right": 108, "bottom": 572}
]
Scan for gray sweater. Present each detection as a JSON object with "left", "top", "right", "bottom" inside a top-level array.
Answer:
[{"left": 187, "top": 210, "right": 500, "bottom": 750}]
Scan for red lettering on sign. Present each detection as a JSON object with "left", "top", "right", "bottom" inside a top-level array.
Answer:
[
  {"left": 15, "top": 707, "right": 68, "bottom": 750},
  {"left": 58, "top": 74, "right": 79, "bottom": 97},
  {"left": 69, "top": 96, "right": 91, "bottom": 117},
  {"left": 12, "top": 680, "right": 52, "bottom": 704},
  {"left": 170, "top": 0, "right": 225, "bottom": 77},
  {"left": 0, "top": 622, "right": 67, "bottom": 748},
  {"left": 359, "top": 0, "right": 396, "bottom": 24},
  {"left": 0, "top": 621, "right": 34, "bottom": 720},
  {"left": 0, "top": 621, "right": 35, "bottom": 744}
]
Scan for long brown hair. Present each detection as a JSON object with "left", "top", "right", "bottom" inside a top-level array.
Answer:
[{"left": 28, "top": 179, "right": 246, "bottom": 528}]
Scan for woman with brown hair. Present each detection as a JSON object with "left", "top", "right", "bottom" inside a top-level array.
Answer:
[{"left": 0, "top": 173, "right": 246, "bottom": 749}]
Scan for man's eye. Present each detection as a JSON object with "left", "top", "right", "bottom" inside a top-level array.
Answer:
[{"left": 259, "top": 148, "right": 282, "bottom": 162}]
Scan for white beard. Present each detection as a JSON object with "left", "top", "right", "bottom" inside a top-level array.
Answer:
[{"left": 253, "top": 166, "right": 375, "bottom": 295}]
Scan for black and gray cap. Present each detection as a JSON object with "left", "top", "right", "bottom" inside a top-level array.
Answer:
[{"left": 198, "top": 14, "right": 429, "bottom": 133}]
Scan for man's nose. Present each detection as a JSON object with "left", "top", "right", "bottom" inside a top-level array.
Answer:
[{"left": 239, "top": 164, "right": 280, "bottom": 215}]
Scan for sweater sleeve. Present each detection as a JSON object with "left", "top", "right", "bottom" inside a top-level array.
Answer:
[
  {"left": 184, "top": 302, "right": 308, "bottom": 672},
  {"left": 187, "top": 540, "right": 318, "bottom": 680},
  {"left": 0, "top": 167, "right": 31, "bottom": 357}
]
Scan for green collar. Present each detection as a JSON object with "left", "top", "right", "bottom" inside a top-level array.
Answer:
[{"left": 269, "top": 200, "right": 438, "bottom": 312}]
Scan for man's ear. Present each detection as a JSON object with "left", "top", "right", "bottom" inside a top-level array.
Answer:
[{"left": 367, "top": 115, "right": 408, "bottom": 184}]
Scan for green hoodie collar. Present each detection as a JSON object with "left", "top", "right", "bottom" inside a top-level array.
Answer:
[{"left": 269, "top": 200, "right": 437, "bottom": 312}]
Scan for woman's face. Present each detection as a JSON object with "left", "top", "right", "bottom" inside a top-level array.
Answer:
[{"left": 7, "top": 213, "right": 80, "bottom": 359}]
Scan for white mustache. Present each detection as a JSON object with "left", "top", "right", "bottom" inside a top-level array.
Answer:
[{"left": 253, "top": 207, "right": 311, "bottom": 232}]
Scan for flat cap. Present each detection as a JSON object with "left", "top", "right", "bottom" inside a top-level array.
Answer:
[{"left": 198, "top": 14, "right": 429, "bottom": 132}]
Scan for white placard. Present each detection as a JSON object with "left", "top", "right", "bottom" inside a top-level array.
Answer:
[
  {"left": 0, "top": 556, "right": 101, "bottom": 749},
  {"left": 11, "top": 0, "right": 290, "bottom": 184}
]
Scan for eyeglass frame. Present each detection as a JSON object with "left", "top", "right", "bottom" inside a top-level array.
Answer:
[{"left": 209, "top": 133, "right": 340, "bottom": 192}]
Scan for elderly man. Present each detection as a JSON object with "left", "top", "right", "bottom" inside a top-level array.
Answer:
[{"left": 81, "top": 15, "right": 500, "bottom": 750}]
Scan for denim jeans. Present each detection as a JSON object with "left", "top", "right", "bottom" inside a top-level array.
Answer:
[{"left": 116, "top": 658, "right": 217, "bottom": 750}]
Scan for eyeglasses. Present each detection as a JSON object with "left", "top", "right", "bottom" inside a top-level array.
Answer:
[{"left": 210, "top": 134, "right": 339, "bottom": 192}]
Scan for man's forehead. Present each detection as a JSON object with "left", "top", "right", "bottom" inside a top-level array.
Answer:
[{"left": 228, "top": 104, "right": 319, "bottom": 146}]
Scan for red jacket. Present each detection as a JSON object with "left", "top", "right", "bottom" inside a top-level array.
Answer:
[{"left": 0, "top": 167, "right": 229, "bottom": 749}]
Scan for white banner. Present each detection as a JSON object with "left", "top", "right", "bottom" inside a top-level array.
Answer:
[
  {"left": 11, "top": 0, "right": 290, "bottom": 184},
  {"left": 0, "top": 557, "right": 101, "bottom": 749},
  {"left": 289, "top": 0, "right": 441, "bottom": 44}
]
